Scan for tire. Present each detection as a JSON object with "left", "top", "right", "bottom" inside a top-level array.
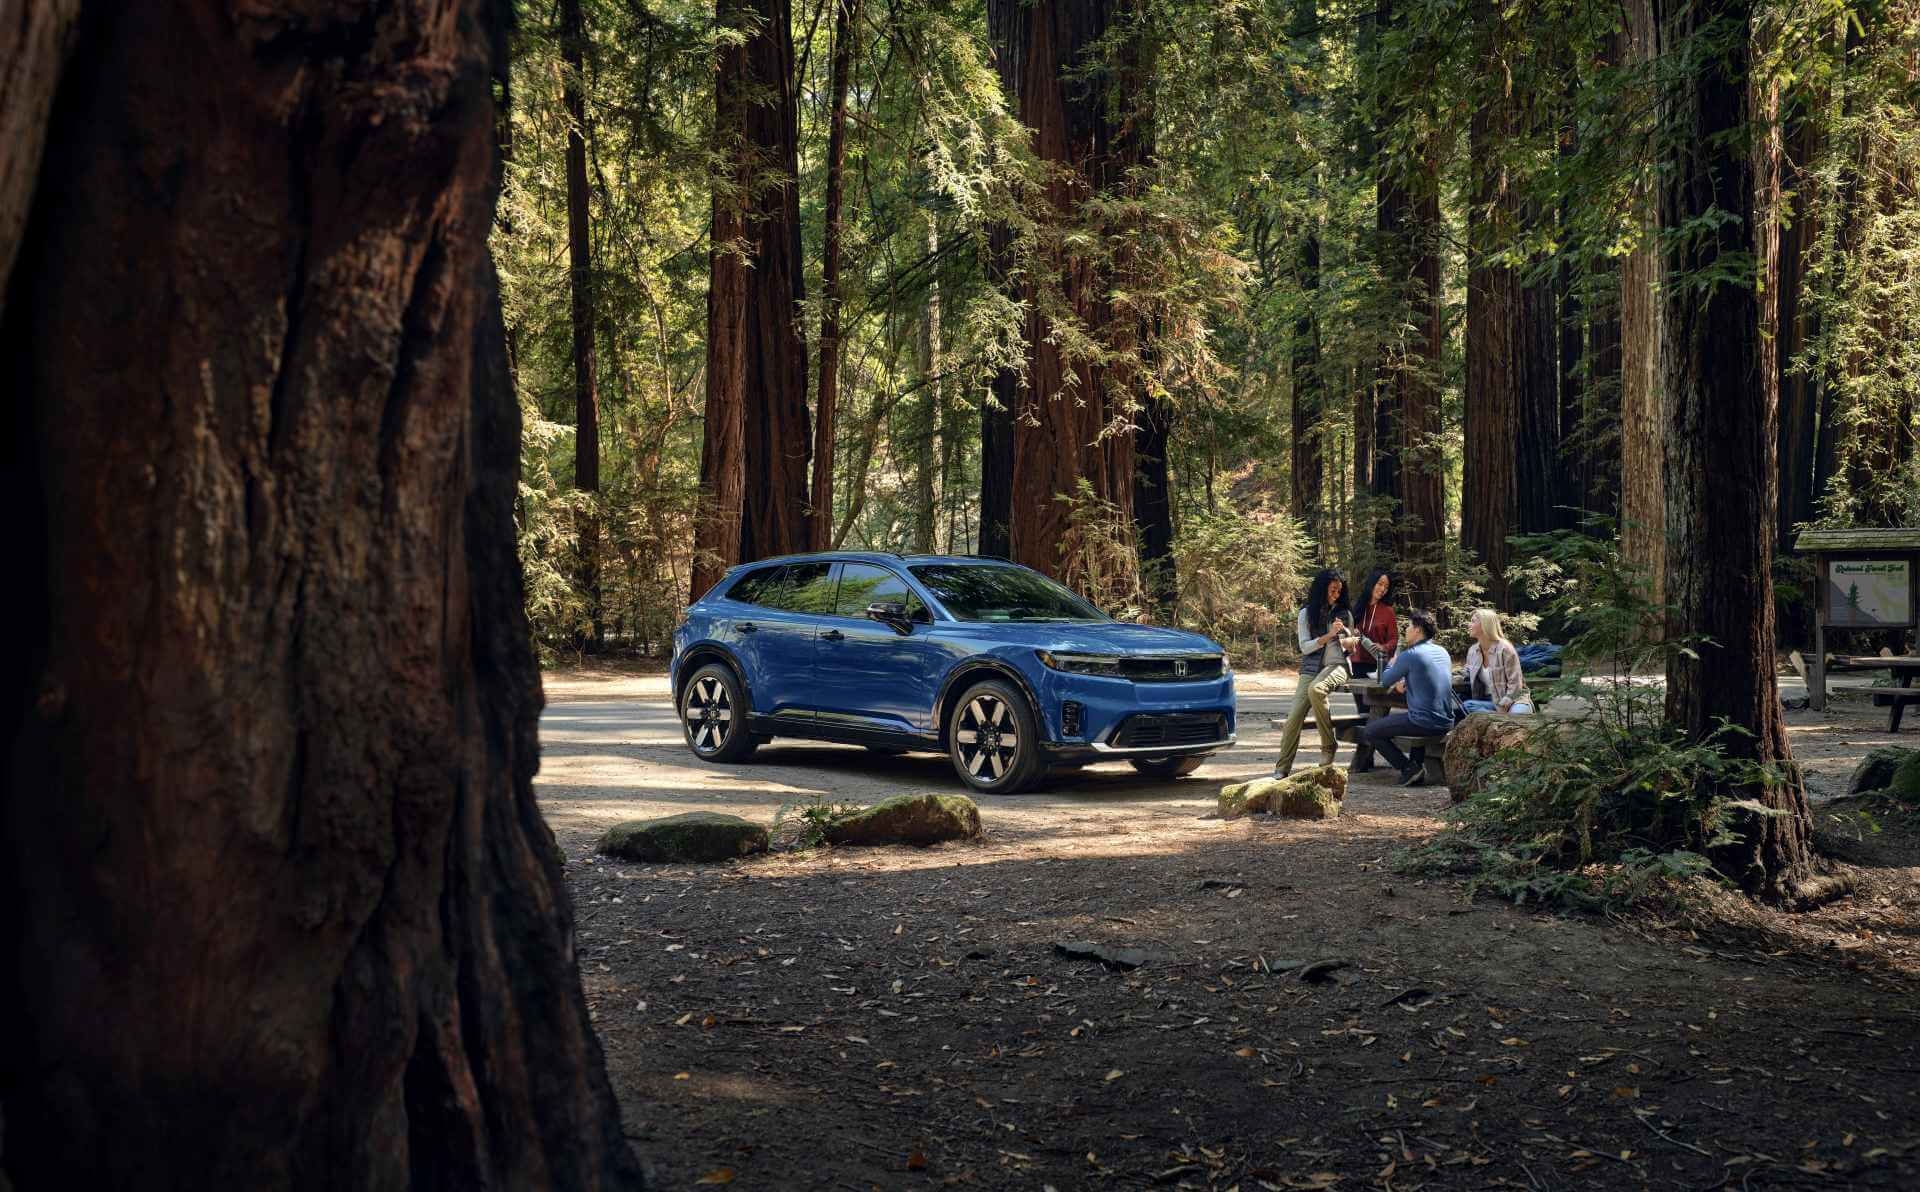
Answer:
[
  {"left": 680, "top": 662, "right": 758, "bottom": 763},
  {"left": 946, "top": 678, "right": 1043, "bottom": 794},
  {"left": 1129, "top": 755, "right": 1206, "bottom": 780}
]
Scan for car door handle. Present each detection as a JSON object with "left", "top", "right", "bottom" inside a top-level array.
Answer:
[
  {"left": 736, "top": 622, "right": 758, "bottom": 634},
  {"left": 822, "top": 629, "right": 845, "bottom": 642}
]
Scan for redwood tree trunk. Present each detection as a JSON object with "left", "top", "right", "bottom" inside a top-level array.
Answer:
[
  {"left": 810, "top": 0, "right": 859, "bottom": 550},
  {"left": 1620, "top": 0, "right": 1666, "bottom": 608},
  {"left": 1134, "top": 394, "right": 1177, "bottom": 612},
  {"left": 561, "top": 0, "right": 602, "bottom": 644},
  {"left": 1394, "top": 168, "right": 1447, "bottom": 598},
  {"left": 1656, "top": 0, "right": 1813, "bottom": 897},
  {"left": 996, "top": 0, "right": 1140, "bottom": 581},
  {"left": 0, "top": 1, "right": 639, "bottom": 1184},
  {"left": 1290, "top": 232, "right": 1325, "bottom": 552},
  {"left": 735, "top": 0, "right": 810, "bottom": 563},
  {"left": 1464, "top": 77, "right": 1518, "bottom": 607}
]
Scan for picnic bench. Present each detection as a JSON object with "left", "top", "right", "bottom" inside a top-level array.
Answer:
[
  {"left": 1792, "top": 651, "right": 1920, "bottom": 732},
  {"left": 1343, "top": 674, "right": 1465, "bottom": 775}
]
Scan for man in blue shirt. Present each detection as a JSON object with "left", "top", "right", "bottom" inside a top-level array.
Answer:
[{"left": 1361, "top": 608, "right": 1456, "bottom": 786}]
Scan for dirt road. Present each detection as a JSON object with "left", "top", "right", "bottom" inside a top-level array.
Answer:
[{"left": 542, "top": 669, "right": 1920, "bottom": 1191}]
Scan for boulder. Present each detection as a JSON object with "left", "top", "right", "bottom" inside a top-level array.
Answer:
[
  {"left": 1444, "top": 713, "right": 1553, "bottom": 802},
  {"left": 1218, "top": 766, "right": 1346, "bottom": 821},
  {"left": 596, "top": 812, "right": 768, "bottom": 863},
  {"left": 823, "top": 794, "right": 982, "bottom": 847},
  {"left": 1847, "top": 746, "right": 1918, "bottom": 800}
]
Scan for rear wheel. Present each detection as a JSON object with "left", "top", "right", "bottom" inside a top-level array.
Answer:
[
  {"left": 946, "top": 679, "right": 1042, "bottom": 794},
  {"left": 680, "top": 663, "right": 757, "bottom": 763},
  {"left": 1129, "top": 755, "right": 1206, "bottom": 780}
]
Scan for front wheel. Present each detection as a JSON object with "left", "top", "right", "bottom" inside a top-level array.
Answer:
[
  {"left": 1129, "top": 755, "right": 1206, "bottom": 780},
  {"left": 947, "top": 680, "right": 1042, "bottom": 794},
  {"left": 680, "top": 663, "right": 758, "bottom": 763}
]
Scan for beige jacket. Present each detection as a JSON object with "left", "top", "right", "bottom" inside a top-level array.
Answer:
[{"left": 1465, "top": 639, "right": 1529, "bottom": 709}]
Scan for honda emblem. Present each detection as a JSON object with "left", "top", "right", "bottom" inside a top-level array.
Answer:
[{"left": 1173, "top": 659, "right": 1188, "bottom": 677}]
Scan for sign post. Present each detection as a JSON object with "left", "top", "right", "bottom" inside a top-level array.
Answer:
[{"left": 1794, "top": 529, "right": 1920, "bottom": 711}]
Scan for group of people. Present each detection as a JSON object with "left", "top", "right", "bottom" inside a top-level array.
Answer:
[{"left": 1273, "top": 568, "right": 1532, "bottom": 788}]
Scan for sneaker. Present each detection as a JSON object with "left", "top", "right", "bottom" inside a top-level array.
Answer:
[
  {"left": 1272, "top": 764, "right": 1292, "bottom": 779},
  {"left": 1396, "top": 766, "right": 1426, "bottom": 788}
]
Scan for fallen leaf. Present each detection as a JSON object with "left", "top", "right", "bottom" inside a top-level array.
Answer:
[
  {"left": 694, "top": 1168, "right": 734, "bottom": 1185},
  {"left": 675, "top": 1013, "right": 692, "bottom": 1026},
  {"left": 1104, "top": 1069, "right": 1125, "bottom": 1083},
  {"left": 673, "top": 1072, "right": 691, "bottom": 1081},
  {"left": 906, "top": 1151, "right": 927, "bottom": 1172},
  {"left": 1235, "top": 1047, "right": 1257, "bottom": 1058}
]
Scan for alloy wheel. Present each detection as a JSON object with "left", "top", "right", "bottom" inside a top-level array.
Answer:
[
  {"left": 684, "top": 675, "right": 733, "bottom": 754},
  {"left": 954, "top": 692, "right": 1020, "bottom": 782}
]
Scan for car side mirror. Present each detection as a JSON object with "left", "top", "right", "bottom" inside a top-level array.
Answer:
[{"left": 866, "top": 601, "right": 913, "bottom": 634}]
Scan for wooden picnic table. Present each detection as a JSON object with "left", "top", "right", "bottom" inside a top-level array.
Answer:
[
  {"left": 1345, "top": 673, "right": 1469, "bottom": 770},
  {"left": 1834, "top": 655, "right": 1920, "bottom": 732}
]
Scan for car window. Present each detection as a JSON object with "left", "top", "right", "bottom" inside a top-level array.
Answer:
[
  {"left": 723, "top": 565, "right": 784, "bottom": 606},
  {"left": 908, "top": 564, "right": 1105, "bottom": 622},
  {"left": 834, "top": 563, "right": 927, "bottom": 620},
  {"left": 753, "top": 562, "right": 837, "bottom": 615}
]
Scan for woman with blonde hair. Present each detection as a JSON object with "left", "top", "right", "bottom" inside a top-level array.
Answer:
[{"left": 1463, "top": 608, "right": 1532, "bottom": 714}]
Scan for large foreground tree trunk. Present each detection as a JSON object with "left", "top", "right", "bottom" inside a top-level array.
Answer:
[
  {"left": 1463, "top": 65, "right": 1519, "bottom": 607},
  {"left": 0, "top": 1, "right": 640, "bottom": 1184},
  {"left": 1656, "top": 0, "right": 1814, "bottom": 899}
]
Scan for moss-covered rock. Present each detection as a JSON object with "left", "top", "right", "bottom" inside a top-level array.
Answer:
[
  {"left": 596, "top": 812, "right": 769, "bottom": 863},
  {"left": 823, "top": 794, "right": 982, "bottom": 847},
  {"left": 1848, "top": 746, "right": 1918, "bottom": 800},
  {"left": 1218, "top": 766, "right": 1346, "bottom": 821}
]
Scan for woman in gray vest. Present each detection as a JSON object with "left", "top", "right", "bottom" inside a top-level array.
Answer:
[{"left": 1273, "top": 568, "right": 1352, "bottom": 777}]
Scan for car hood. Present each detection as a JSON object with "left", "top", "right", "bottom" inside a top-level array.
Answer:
[{"left": 939, "top": 621, "right": 1223, "bottom": 655}]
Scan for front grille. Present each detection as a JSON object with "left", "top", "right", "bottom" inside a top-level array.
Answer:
[
  {"left": 1118, "top": 655, "right": 1225, "bottom": 682},
  {"left": 1111, "top": 712, "right": 1229, "bottom": 749}
]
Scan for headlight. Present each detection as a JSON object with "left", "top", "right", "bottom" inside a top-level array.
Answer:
[
  {"left": 1220, "top": 652, "right": 1232, "bottom": 677},
  {"left": 1036, "top": 650, "right": 1126, "bottom": 677}
]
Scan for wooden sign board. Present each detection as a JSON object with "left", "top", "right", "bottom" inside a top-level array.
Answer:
[{"left": 1795, "top": 528, "right": 1920, "bottom": 711}]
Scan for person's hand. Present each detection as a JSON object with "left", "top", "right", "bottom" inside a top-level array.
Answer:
[
  {"left": 1392, "top": 679, "right": 1407, "bottom": 694},
  {"left": 1330, "top": 617, "right": 1347, "bottom": 633}
]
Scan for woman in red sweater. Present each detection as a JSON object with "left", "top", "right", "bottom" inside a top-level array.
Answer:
[{"left": 1347, "top": 568, "right": 1399, "bottom": 679}]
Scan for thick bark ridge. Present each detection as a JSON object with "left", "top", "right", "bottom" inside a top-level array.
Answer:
[{"left": 0, "top": 2, "right": 640, "bottom": 1185}]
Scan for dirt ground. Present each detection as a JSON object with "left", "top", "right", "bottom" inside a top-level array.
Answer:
[{"left": 540, "top": 664, "right": 1920, "bottom": 1190}]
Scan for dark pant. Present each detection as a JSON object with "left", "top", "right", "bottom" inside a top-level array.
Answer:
[{"left": 1362, "top": 712, "right": 1429, "bottom": 774}]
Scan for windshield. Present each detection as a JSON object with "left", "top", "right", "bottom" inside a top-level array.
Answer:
[{"left": 909, "top": 564, "right": 1106, "bottom": 623}]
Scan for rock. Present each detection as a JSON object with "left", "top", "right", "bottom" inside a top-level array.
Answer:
[
  {"left": 1444, "top": 713, "right": 1556, "bottom": 801},
  {"left": 822, "top": 794, "right": 982, "bottom": 847},
  {"left": 1847, "top": 746, "right": 1919, "bottom": 800},
  {"left": 596, "top": 812, "right": 768, "bottom": 863},
  {"left": 1054, "top": 939, "right": 1167, "bottom": 970},
  {"left": 1218, "top": 766, "right": 1346, "bottom": 821}
]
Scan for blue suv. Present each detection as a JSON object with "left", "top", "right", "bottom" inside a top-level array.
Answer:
[{"left": 670, "top": 552, "right": 1236, "bottom": 793}]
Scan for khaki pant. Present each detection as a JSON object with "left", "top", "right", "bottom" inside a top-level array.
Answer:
[{"left": 1275, "top": 664, "right": 1349, "bottom": 774}]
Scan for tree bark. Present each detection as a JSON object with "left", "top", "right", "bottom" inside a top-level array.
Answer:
[
  {"left": 980, "top": 12, "right": 1019, "bottom": 562},
  {"left": 735, "top": 0, "right": 811, "bottom": 564},
  {"left": 1656, "top": 0, "right": 1813, "bottom": 898},
  {"left": 1463, "top": 63, "right": 1519, "bottom": 607},
  {"left": 1516, "top": 230, "right": 1560, "bottom": 538},
  {"left": 693, "top": 0, "right": 752, "bottom": 601},
  {"left": 0, "top": 0, "right": 79, "bottom": 325},
  {"left": 1290, "top": 231, "right": 1325, "bottom": 552},
  {"left": 1391, "top": 164, "right": 1447, "bottom": 599},
  {"left": 810, "top": 0, "right": 859, "bottom": 550},
  {"left": 995, "top": 0, "right": 1140, "bottom": 581},
  {"left": 911, "top": 218, "right": 940, "bottom": 553},
  {"left": 0, "top": 1, "right": 641, "bottom": 1184},
  {"left": 1620, "top": 0, "right": 1666, "bottom": 609},
  {"left": 1774, "top": 100, "right": 1818, "bottom": 576},
  {"left": 561, "top": 0, "right": 602, "bottom": 645}
]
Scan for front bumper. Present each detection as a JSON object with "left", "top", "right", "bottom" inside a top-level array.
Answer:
[{"left": 1031, "top": 666, "right": 1236, "bottom": 761}]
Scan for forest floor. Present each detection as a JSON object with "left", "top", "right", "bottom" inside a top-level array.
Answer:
[{"left": 540, "top": 664, "right": 1920, "bottom": 1191}]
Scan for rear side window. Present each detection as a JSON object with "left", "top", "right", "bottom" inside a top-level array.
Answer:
[
  {"left": 834, "top": 563, "right": 927, "bottom": 620},
  {"left": 729, "top": 562, "right": 837, "bottom": 615},
  {"left": 724, "top": 566, "right": 783, "bottom": 606}
]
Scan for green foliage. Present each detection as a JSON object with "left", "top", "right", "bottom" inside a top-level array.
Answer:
[
  {"left": 1171, "top": 495, "right": 1311, "bottom": 665},
  {"left": 773, "top": 795, "right": 866, "bottom": 851}
]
